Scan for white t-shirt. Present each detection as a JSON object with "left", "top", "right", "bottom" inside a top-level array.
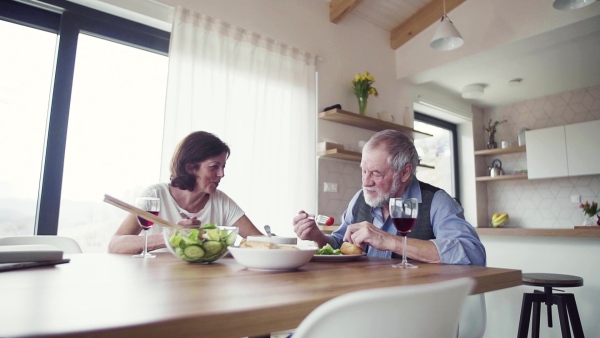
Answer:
[{"left": 139, "top": 183, "right": 245, "bottom": 235}]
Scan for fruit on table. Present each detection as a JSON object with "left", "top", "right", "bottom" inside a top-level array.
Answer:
[{"left": 492, "top": 212, "right": 509, "bottom": 227}]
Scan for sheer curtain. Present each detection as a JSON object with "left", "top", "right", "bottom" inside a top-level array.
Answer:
[{"left": 162, "top": 7, "right": 317, "bottom": 236}]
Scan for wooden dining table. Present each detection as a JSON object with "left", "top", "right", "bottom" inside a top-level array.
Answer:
[{"left": 1, "top": 252, "right": 521, "bottom": 338}]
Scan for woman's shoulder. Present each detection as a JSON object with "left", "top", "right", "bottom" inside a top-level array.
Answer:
[{"left": 212, "top": 189, "right": 231, "bottom": 200}]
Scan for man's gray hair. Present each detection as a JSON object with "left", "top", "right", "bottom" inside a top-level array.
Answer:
[{"left": 364, "top": 129, "right": 419, "bottom": 175}]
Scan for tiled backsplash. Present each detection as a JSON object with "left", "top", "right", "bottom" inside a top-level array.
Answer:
[
  {"left": 318, "top": 158, "right": 362, "bottom": 224},
  {"left": 483, "top": 85, "right": 600, "bottom": 228}
]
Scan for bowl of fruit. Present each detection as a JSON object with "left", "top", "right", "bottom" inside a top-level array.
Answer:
[{"left": 164, "top": 224, "right": 238, "bottom": 263}]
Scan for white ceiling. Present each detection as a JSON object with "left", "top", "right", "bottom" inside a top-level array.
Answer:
[{"left": 347, "top": 0, "right": 600, "bottom": 108}]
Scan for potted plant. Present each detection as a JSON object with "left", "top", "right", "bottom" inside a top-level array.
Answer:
[
  {"left": 352, "top": 71, "right": 378, "bottom": 115},
  {"left": 580, "top": 201, "right": 600, "bottom": 226},
  {"left": 484, "top": 119, "right": 507, "bottom": 149}
]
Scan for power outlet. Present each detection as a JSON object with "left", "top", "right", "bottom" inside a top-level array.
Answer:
[
  {"left": 571, "top": 195, "right": 581, "bottom": 204},
  {"left": 324, "top": 182, "right": 338, "bottom": 193}
]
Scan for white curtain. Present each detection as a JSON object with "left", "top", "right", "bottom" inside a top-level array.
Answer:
[{"left": 162, "top": 7, "right": 317, "bottom": 236}]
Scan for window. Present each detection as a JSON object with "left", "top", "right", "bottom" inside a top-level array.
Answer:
[
  {"left": 414, "top": 112, "right": 460, "bottom": 203},
  {"left": 0, "top": 0, "right": 169, "bottom": 251},
  {"left": 0, "top": 15, "right": 56, "bottom": 238}
]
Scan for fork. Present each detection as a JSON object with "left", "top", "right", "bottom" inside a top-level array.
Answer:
[{"left": 308, "top": 214, "right": 334, "bottom": 226}]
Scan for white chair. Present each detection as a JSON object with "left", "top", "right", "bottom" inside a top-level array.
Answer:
[
  {"left": 0, "top": 235, "right": 82, "bottom": 254},
  {"left": 458, "top": 294, "right": 487, "bottom": 338},
  {"left": 292, "top": 277, "right": 475, "bottom": 338}
]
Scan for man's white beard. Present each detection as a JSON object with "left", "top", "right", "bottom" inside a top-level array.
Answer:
[
  {"left": 363, "top": 186, "right": 390, "bottom": 207},
  {"left": 362, "top": 176, "right": 402, "bottom": 208}
]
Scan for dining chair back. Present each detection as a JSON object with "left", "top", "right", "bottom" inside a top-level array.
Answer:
[
  {"left": 292, "top": 277, "right": 475, "bottom": 338},
  {"left": 458, "top": 294, "right": 487, "bottom": 338},
  {"left": 0, "top": 235, "right": 82, "bottom": 254}
]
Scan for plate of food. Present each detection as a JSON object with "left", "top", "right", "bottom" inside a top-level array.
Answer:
[
  {"left": 311, "top": 242, "right": 366, "bottom": 262},
  {"left": 228, "top": 239, "right": 317, "bottom": 271}
]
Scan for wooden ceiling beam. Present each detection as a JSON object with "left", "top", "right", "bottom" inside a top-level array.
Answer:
[
  {"left": 390, "top": 0, "right": 465, "bottom": 50},
  {"left": 329, "top": 0, "right": 365, "bottom": 24}
]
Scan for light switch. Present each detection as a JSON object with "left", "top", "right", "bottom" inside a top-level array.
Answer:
[
  {"left": 324, "top": 182, "right": 338, "bottom": 192},
  {"left": 570, "top": 195, "right": 581, "bottom": 203}
]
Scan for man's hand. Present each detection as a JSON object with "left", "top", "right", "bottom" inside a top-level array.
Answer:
[
  {"left": 293, "top": 210, "right": 329, "bottom": 248},
  {"left": 343, "top": 221, "right": 394, "bottom": 251}
]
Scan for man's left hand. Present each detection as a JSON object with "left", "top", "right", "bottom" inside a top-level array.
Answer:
[{"left": 343, "top": 221, "right": 394, "bottom": 251}]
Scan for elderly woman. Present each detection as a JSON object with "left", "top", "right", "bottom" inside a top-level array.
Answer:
[{"left": 108, "top": 131, "right": 263, "bottom": 254}]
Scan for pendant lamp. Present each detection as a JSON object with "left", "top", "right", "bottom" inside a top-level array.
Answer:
[
  {"left": 553, "top": 0, "right": 597, "bottom": 10},
  {"left": 430, "top": 0, "right": 463, "bottom": 51}
]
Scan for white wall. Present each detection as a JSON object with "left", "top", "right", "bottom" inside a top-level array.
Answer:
[{"left": 482, "top": 235, "right": 600, "bottom": 338}]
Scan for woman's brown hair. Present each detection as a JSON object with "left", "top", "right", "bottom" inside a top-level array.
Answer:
[{"left": 170, "top": 131, "right": 230, "bottom": 191}]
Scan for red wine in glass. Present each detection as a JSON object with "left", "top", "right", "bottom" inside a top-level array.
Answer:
[
  {"left": 137, "top": 211, "right": 159, "bottom": 229},
  {"left": 392, "top": 217, "right": 416, "bottom": 236},
  {"left": 389, "top": 197, "right": 418, "bottom": 268},
  {"left": 133, "top": 197, "right": 160, "bottom": 259}
]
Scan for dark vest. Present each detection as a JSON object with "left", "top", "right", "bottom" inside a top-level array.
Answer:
[{"left": 352, "top": 180, "right": 440, "bottom": 240}]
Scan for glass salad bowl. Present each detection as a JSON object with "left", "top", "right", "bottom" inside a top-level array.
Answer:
[{"left": 163, "top": 224, "right": 238, "bottom": 263}]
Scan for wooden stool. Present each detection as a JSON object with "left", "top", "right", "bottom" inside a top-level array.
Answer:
[{"left": 517, "top": 273, "right": 584, "bottom": 338}]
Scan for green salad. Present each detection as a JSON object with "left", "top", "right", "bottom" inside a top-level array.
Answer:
[
  {"left": 168, "top": 223, "right": 237, "bottom": 262},
  {"left": 315, "top": 243, "right": 341, "bottom": 255}
]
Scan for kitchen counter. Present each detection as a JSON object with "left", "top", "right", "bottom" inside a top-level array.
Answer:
[{"left": 476, "top": 227, "right": 600, "bottom": 238}]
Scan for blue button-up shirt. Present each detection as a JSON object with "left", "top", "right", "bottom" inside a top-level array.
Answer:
[{"left": 328, "top": 177, "right": 486, "bottom": 266}]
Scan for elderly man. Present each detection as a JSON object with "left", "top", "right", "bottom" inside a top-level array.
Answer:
[{"left": 293, "top": 129, "right": 486, "bottom": 266}]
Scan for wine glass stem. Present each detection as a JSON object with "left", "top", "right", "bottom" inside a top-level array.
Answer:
[
  {"left": 402, "top": 236, "right": 408, "bottom": 266},
  {"left": 143, "top": 229, "right": 149, "bottom": 255}
]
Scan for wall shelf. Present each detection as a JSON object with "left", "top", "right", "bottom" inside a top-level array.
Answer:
[
  {"left": 474, "top": 145, "right": 526, "bottom": 156},
  {"left": 318, "top": 149, "right": 360, "bottom": 161},
  {"left": 318, "top": 108, "right": 432, "bottom": 139},
  {"left": 475, "top": 174, "right": 528, "bottom": 182},
  {"left": 476, "top": 227, "right": 600, "bottom": 238},
  {"left": 318, "top": 149, "right": 434, "bottom": 169}
]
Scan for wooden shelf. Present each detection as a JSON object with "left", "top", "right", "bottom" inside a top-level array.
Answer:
[
  {"left": 474, "top": 145, "right": 526, "bottom": 156},
  {"left": 318, "top": 148, "right": 434, "bottom": 169},
  {"left": 475, "top": 174, "right": 528, "bottom": 182},
  {"left": 476, "top": 227, "right": 600, "bottom": 238},
  {"left": 318, "top": 149, "right": 360, "bottom": 161},
  {"left": 319, "top": 108, "right": 432, "bottom": 139}
]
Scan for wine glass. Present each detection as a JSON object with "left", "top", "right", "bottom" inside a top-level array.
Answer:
[
  {"left": 389, "top": 197, "right": 418, "bottom": 269},
  {"left": 133, "top": 197, "right": 160, "bottom": 259}
]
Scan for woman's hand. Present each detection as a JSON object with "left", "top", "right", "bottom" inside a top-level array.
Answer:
[{"left": 177, "top": 216, "right": 202, "bottom": 228}]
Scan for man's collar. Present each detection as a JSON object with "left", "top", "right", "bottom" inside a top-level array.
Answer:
[{"left": 400, "top": 176, "right": 422, "bottom": 203}]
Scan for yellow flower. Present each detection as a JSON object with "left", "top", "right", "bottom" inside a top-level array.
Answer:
[{"left": 352, "top": 71, "right": 378, "bottom": 98}]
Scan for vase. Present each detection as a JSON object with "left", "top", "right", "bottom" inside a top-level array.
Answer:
[
  {"left": 357, "top": 94, "right": 368, "bottom": 115},
  {"left": 582, "top": 214, "right": 597, "bottom": 226},
  {"left": 486, "top": 131, "right": 497, "bottom": 149}
]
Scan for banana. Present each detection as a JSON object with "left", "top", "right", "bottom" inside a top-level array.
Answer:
[{"left": 492, "top": 212, "right": 509, "bottom": 227}]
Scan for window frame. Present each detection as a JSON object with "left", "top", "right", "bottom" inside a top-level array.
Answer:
[
  {"left": 414, "top": 111, "right": 461, "bottom": 204},
  {"left": 1, "top": 0, "right": 170, "bottom": 235}
]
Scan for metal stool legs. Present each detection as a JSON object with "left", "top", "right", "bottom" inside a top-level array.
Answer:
[{"left": 517, "top": 289, "right": 584, "bottom": 338}]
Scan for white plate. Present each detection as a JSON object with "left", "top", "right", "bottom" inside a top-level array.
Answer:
[
  {"left": 228, "top": 246, "right": 317, "bottom": 271},
  {"left": 246, "top": 235, "right": 297, "bottom": 245},
  {"left": 311, "top": 253, "right": 366, "bottom": 262}
]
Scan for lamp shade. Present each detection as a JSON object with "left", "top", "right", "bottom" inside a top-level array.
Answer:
[
  {"left": 553, "top": 0, "right": 597, "bottom": 10},
  {"left": 462, "top": 84, "right": 484, "bottom": 99},
  {"left": 430, "top": 15, "right": 464, "bottom": 51}
]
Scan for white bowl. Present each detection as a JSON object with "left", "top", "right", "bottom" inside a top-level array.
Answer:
[
  {"left": 246, "top": 235, "right": 297, "bottom": 245},
  {"left": 228, "top": 246, "right": 317, "bottom": 271}
]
